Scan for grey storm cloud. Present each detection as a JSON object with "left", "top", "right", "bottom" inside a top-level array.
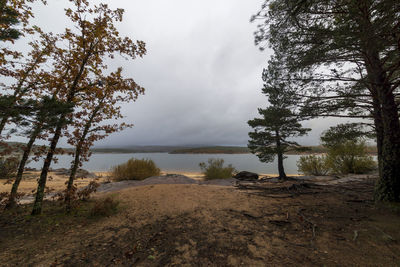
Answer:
[{"left": 13, "top": 0, "right": 352, "bottom": 147}]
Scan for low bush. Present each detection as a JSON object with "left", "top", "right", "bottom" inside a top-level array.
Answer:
[
  {"left": 351, "top": 156, "right": 377, "bottom": 174},
  {"left": 324, "top": 141, "right": 377, "bottom": 175},
  {"left": 90, "top": 196, "right": 120, "bottom": 217},
  {"left": 319, "top": 124, "right": 377, "bottom": 175},
  {"left": 297, "top": 155, "right": 329, "bottom": 176},
  {"left": 199, "top": 158, "right": 236, "bottom": 180},
  {"left": 112, "top": 158, "right": 160, "bottom": 181}
]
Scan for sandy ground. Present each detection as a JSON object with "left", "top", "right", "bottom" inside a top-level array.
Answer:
[
  {"left": 0, "top": 170, "right": 371, "bottom": 205},
  {"left": 0, "top": 171, "right": 108, "bottom": 195},
  {"left": 0, "top": 170, "right": 300, "bottom": 195},
  {"left": 0, "top": 172, "right": 399, "bottom": 266}
]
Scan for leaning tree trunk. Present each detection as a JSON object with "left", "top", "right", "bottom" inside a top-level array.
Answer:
[
  {"left": 0, "top": 117, "right": 8, "bottom": 135},
  {"left": 65, "top": 103, "right": 101, "bottom": 212},
  {"left": 31, "top": 116, "right": 66, "bottom": 215},
  {"left": 65, "top": 145, "right": 82, "bottom": 213},
  {"left": 6, "top": 124, "right": 42, "bottom": 209},
  {"left": 31, "top": 46, "right": 91, "bottom": 215}
]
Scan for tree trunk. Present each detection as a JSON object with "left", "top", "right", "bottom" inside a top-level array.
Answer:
[
  {"left": 65, "top": 145, "right": 81, "bottom": 213},
  {"left": 277, "top": 151, "right": 286, "bottom": 180},
  {"left": 31, "top": 117, "right": 65, "bottom": 215},
  {"left": 6, "top": 124, "right": 41, "bottom": 209},
  {"left": 357, "top": 1, "right": 400, "bottom": 202},
  {"left": 65, "top": 103, "right": 101, "bottom": 212},
  {"left": 275, "top": 130, "right": 287, "bottom": 180},
  {"left": 371, "top": 97, "right": 383, "bottom": 177},
  {"left": 364, "top": 60, "right": 400, "bottom": 202},
  {"left": 0, "top": 117, "right": 7, "bottom": 135},
  {"left": 374, "top": 90, "right": 400, "bottom": 201}
]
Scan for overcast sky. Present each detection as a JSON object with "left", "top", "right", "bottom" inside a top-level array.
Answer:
[{"left": 14, "top": 0, "right": 352, "bottom": 147}]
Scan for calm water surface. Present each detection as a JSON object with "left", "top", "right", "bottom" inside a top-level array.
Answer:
[{"left": 27, "top": 153, "right": 303, "bottom": 174}]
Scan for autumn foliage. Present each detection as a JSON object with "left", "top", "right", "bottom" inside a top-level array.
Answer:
[{"left": 0, "top": 0, "right": 146, "bottom": 214}]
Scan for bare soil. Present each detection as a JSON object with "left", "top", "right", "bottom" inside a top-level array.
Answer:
[{"left": 0, "top": 175, "right": 399, "bottom": 266}]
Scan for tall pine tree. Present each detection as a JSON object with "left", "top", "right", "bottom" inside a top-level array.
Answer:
[{"left": 248, "top": 59, "right": 310, "bottom": 179}]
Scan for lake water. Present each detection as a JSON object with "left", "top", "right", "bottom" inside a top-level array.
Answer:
[{"left": 27, "top": 153, "right": 303, "bottom": 174}]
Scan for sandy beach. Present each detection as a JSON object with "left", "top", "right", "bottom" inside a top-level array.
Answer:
[{"left": 0, "top": 169, "right": 302, "bottom": 196}]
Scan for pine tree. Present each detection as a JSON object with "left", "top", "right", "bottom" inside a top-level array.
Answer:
[
  {"left": 248, "top": 59, "right": 310, "bottom": 179},
  {"left": 0, "top": 0, "right": 22, "bottom": 41},
  {"left": 252, "top": 0, "right": 400, "bottom": 201},
  {"left": 6, "top": 96, "right": 73, "bottom": 208}
]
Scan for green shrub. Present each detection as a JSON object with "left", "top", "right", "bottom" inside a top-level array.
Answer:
[
  {"left": 324, "top": 140, "right": 377, "bottom": 175},
  {"left": 199, "top": 158, "right": 236, "bottom": 180},
  {"left": 0, "top": 156, "right": 19, "bottom": 179},
  {"left": 297, "top": 155, "right": 329, "bottom": 176},
  {"left": 319, "top": 124, "right": 377, "bottom": 175},
  {"left": 112, "top": 158, "right": 160, "bottom": 181},
  {"left": 90, "top": 196, "right": 120, "bottom": 217}
]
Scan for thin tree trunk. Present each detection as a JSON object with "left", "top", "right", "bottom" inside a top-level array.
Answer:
[
  {"left": 277, "top": 151, "right": 286, "bottom": 180},
  {"left": 275, "top": 130, "right": 287, "bottom": 180},
  {"left": 31, "top": 53, "right": 91, "bottom": 215},
  {"left": 65, "top": 104, "right": 101, "bottom": 212},
  {"left": 31, "top": 116, "right": 65, "bottom": 215},
  {"left": 6, "top": 124, "right": 42, "bottom": 209},
  {"left": 65, "top": 145, "right": 81, "bottom": 213}
]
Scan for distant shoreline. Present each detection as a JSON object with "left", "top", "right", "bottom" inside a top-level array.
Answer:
[{"left": 3, "top": 142, "right": 377, "bottom": 155}]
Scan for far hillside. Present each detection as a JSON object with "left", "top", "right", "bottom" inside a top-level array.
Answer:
[
  {"left": 2, "top": 143, "right": 377, "bottom": 155},
  {"left": 168, "top": 145, "right": 377, "bottom": 155},
  {"left": 169, "top": 146, "right": 249, "bottom": 154}
]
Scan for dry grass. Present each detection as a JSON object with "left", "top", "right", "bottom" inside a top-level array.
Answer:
[
  {"left": 111, "top": 158, "right": 160, "bottom": 181},
  {"left": 90, "top": 195, "right": 120, "bottom": 217}
]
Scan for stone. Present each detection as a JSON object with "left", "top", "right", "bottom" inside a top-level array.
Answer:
[{"left": 234, "top": 171, "right": 259, "bottom": 181}]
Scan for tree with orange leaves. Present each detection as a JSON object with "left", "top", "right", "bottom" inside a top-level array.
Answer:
[
  {"left": 31, "top": 0, "right": 146, "bottom": 215},
  {"left": 64, "top": 68, "right": 144, "bottom": 212},
  {"left": 0, "top": 0, "right": 47, "bottom": 66},
  {"left": 0, "top": 31, "right": 56, "bottom": 136}
]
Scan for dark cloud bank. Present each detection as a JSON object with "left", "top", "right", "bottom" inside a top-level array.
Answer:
[{"left": 19, "top": 0, "right": 350, "bottom": 147}]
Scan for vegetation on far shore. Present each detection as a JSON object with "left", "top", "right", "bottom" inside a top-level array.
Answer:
[
  {"left": 2, "top": 142, "right": 378, "bottom": 156},
  {"left": 95, "top": 145, "right": 378, "bottom": 155}
]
